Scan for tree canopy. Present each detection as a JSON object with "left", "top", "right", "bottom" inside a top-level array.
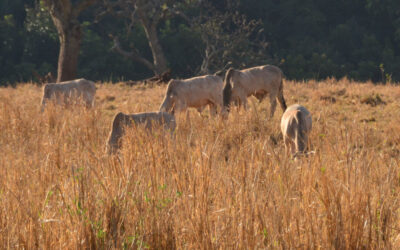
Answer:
[{"left": 0, "top": 0, "right": 399, "bottom": 85}]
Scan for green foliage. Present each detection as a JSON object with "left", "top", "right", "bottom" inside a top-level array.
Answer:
[
  {"left": 0, "top": 0, "right": 400, "bottom": 85},
  {"left": 161, "top": 22, "right": 203, "bottom": 77}
]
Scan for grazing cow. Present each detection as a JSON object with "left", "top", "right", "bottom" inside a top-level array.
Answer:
[
  {"left": 107, "top": 111, "right": 176, "bottom": 154},
  {"left": 40, "top": 78, "right": 96, "bottom": 111},
  {"left": 280, "top": 104, "right": 312, "bottom": 157},
  {"left": 222, "top": 65, "right": 287, "bottom": 117},
  {"left": 159, "top": 75, "right": 223, "bottom": 116}
]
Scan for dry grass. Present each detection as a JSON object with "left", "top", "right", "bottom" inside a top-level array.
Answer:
[{"left": 0, "top": 79, "right": 399, "bottom": 249}]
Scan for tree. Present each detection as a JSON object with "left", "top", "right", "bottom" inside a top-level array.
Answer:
[
  {"left": 178, "top": 1, "right": 268, "bottom": 75},
  {"left": 198, "top": 11, "right": 267, "bottom": 74},
  {"left": 43, "top": 0, "right": 98, "bottom": 82},
  {"left": 99, "top": 0, "right": 169, "bottom": 75}
]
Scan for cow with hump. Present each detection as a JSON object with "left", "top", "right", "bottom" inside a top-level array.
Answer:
[
  {"left": 222, "top": 65, "right": 287, "bottom": 117},
  {"left": 159, "top": 74, "right": 224, "bottom": 116},
  {"left": 40, "top": 78, "right": 96, "bottom": 111}
]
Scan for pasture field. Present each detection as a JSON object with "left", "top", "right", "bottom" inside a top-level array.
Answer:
[{"left": 0, "top": 79, "right": 399, "bottom": 249}]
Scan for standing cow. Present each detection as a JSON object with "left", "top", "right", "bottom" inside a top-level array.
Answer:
[
  {"left": 222, "top": 65, "right": 287, "bottom": 117},
  {"left": 159, "top": 75, "right": 224, "bottom": 116},
  {"left": 280, "top": 104, "right": 312, "bottom": 157},
  {"left": 106, "top": 111, "right": 176, "bottom": 154},
  {"left": 40, "top": 78, "right": 96, "bottom": 111}
]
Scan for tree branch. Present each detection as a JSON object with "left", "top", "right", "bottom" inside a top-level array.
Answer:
[
  {"left": 94, "top": 0, "right": 136, "bottom": 23},
  {"left": 43, "top": 0, "right": 71, "bottom": 20},
  {"left": 169, "top": 8, "right": 193, "bottom": 26},
  {"left": 111, "top": 36, "right": 155, "bottom": 72},
  {"left": 73, "top": 0, "right": 98, "bottom": 18}
]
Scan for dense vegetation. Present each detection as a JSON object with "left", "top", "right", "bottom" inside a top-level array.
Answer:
[{"left": 1, "top": 0, "right": 400, "bottom": 85}]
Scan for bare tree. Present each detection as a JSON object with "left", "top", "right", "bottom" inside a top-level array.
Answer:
[
  {"left": 43, "top": 0, "right": 98, "bottom": 82},
  {"left": 163, "top": 1, "right": 268, "bottom": 75},
  {"left": 193, "top": 3, "right": 268, "bottom": 75},
  {"left": 99, "top": 0, "right": 169, "bottom": 75}
]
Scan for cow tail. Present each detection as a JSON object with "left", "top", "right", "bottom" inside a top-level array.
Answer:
[
  {"left": 223, "top": 68, "right": 235, "bottom": 110},
  {"left": 294, "top": 111, "right": 306, "bottom": 154},
  {"left": 277, "top": 74, "right": 287, "bottom": 111}
]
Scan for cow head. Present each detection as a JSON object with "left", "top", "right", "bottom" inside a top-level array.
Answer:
[
  {"left": 40, "top": 84, "right": 53, "bottom": 112},
  {"left": 159, "top": 79, "right": 180, "bottom": 114}
]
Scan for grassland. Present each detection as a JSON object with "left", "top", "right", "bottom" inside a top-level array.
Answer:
[{"left": 0, "top": 79, "right": 399, "bottom": 249}]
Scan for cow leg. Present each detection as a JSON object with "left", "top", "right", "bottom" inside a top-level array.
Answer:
[
  {"left": 209, "top": 103, "right": 217, "bottom": 117},
  {"left": 83, "top": 95, "right": 90, "bottom": 108},
  {"left": 254, "top": 92, "right": 266, "bottom": 102},
  {"left": 40, "top": 98, "right": 47, "bottom": 112},
  {"left": 179, "top": 100, "right": 190, "bottom": 123},
  {"left": 307, "top": 135, "right": 313, "bottom": 152},
  {"left": 216, "top": 95, "right": 224, "bottom": 113},
  {"left": 196, "top": 106, "right": 205, "bottom": 114},
  {"left": 234, "top": 98, "right": 240, "bottom": 108},
  {"left": 269, "top": 93, "right": 277, "bottom": 118},
  {"left": 84, "top": 93, "right": 94, "bottom": 108},
  {"left": 284, "top": 137, "right": 291, "bottom": 155},
  {"left": 185, "top": 110, "right": 192, "bottom": 125},
  {"left": 243, "top": 99, "right": 248, "bottom": 110},
  {"left": 290, "top": 140, "right": 296, "bottom": 156},
  {"left": 304, "top": 134, "right": 311, "bottom": 152},
  {"left": 175, "top": 100, "right": 186, "bottom": 113},
  {"left": 238, "top": 93, "right": 248, "bottom": 110}
]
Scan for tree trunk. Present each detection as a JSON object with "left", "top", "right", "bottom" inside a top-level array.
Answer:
[
  {"left": 199, "top": 41, "right": 212, "bottom": 75},
  {"left": 56, "top": 24, "right": 82, "bottom": 82},
  {"left": 43, "top": 0, "right": 97, "bottom": 83},
  {"left": 142, "top": 22, "right": 168, "bottom": 75}
]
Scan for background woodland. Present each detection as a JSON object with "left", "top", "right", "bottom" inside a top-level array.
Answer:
[{"left": 0, "top": 0, "right": 399, "bottom": 85}]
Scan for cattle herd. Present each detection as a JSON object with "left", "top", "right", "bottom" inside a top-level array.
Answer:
[{"left": 40, "top": 64, "right": 312, "bottom": 158}]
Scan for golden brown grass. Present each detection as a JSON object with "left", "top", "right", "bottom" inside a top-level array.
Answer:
[{"left": 0, "top": 78, "right": 399, "bottom": 249}]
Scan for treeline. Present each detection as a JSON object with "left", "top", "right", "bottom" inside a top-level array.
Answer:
[{"left": 1, "top": 0, "right": 399, "bottom": 85}]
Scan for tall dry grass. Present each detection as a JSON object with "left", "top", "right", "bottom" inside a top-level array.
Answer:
[{"left": 0, "top": 79, "right": 399, "bottom": 249}]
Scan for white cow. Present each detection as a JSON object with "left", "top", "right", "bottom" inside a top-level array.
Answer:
[
  {"left": 40, "top": 78, "right": 96, "bottom": 111},
  {"left": 222, "top": 65, "right": 287, "bottom": 117},
  {"left": 159, "top": 75, "right": 224, "bottom": 116},
  {"left": 281, "top": 104, "right": 312, "bottom": 157},
  {"left": 106, "top": 111, "right": 176, "bottom": 154}
]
